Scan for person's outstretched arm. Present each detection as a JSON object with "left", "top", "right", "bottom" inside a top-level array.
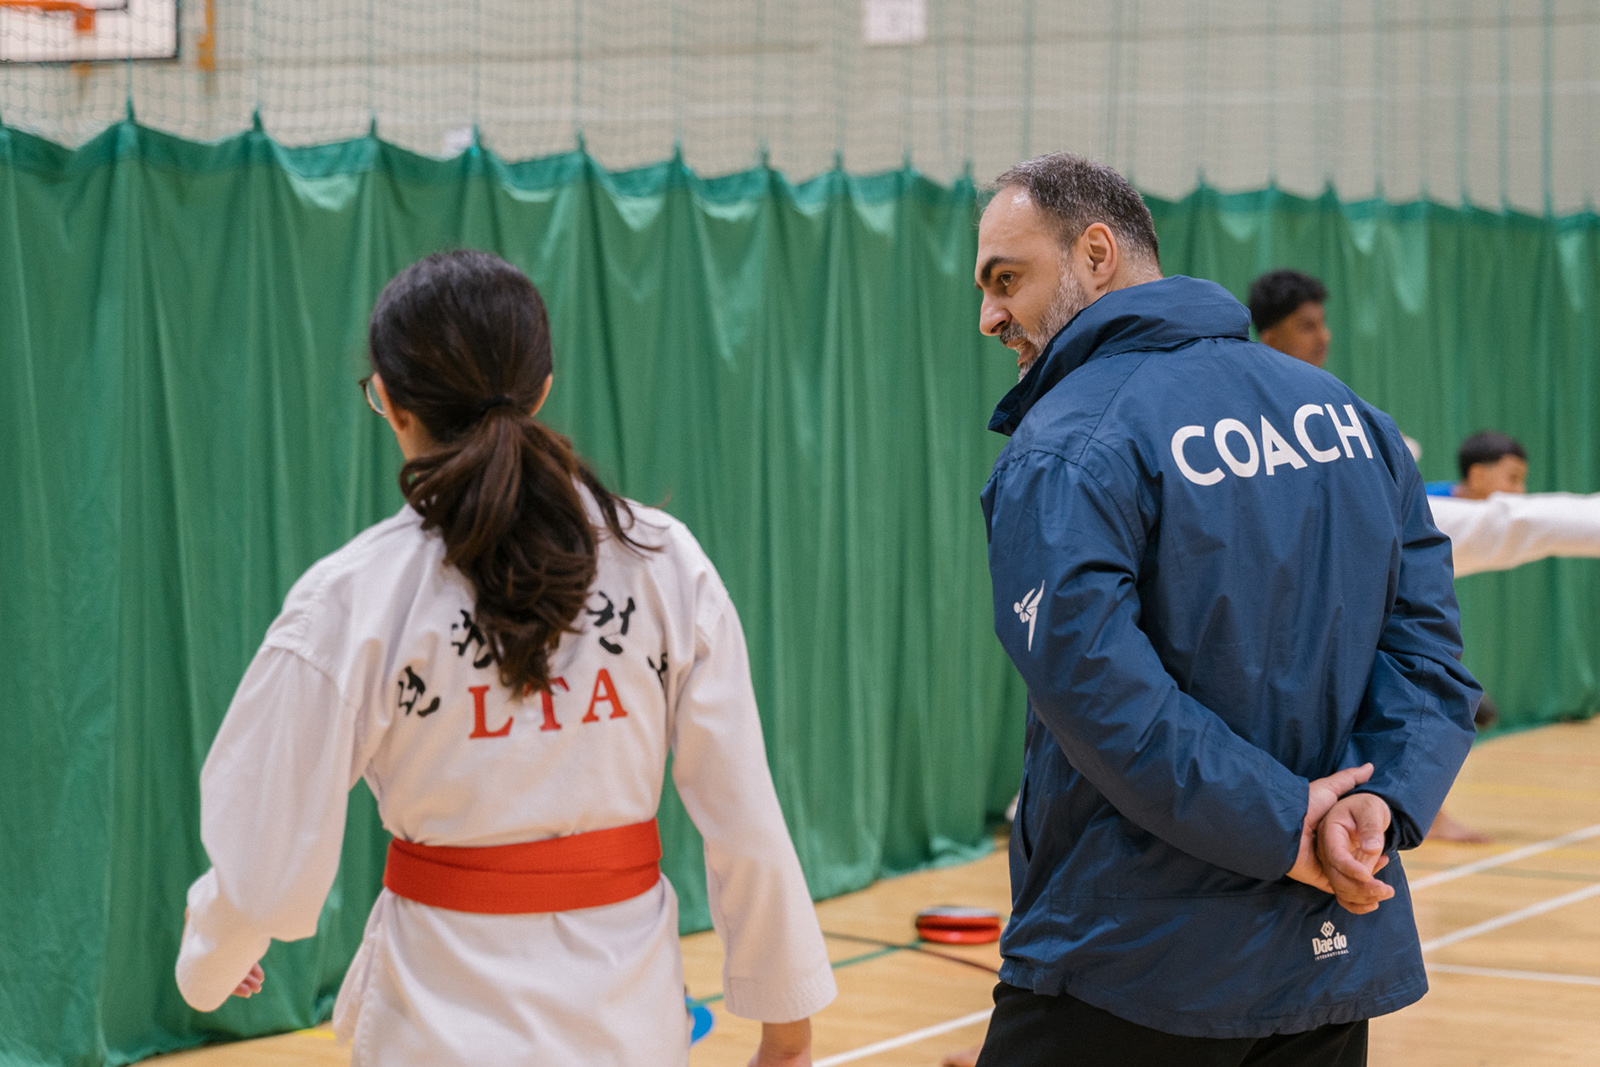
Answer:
[{"left": 1430, "top": 491, "right": 1600, "bottom": 576}]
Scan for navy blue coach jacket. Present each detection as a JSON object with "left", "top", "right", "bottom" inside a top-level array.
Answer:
[{"left": 982, "top": 275, "right": 1480, "bottom": 1038}]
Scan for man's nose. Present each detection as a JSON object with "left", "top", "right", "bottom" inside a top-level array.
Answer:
[{"left": 980, "top": 300, "right": 1010, "bottom": 337}]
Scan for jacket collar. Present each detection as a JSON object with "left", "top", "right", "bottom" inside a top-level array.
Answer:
[{"left": 988, "top": 275, "right": 1251, "bottom": 436}]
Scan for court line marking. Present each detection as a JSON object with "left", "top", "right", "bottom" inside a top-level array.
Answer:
[
  {"left": 1408, "top": 821, "right": 1600, "bottom": 891},
  {"left": 1427, "top": 963, "right": 1600, "bottom": 988},
  {"left": 813, "top": 1008, "right": 993, "bottom": 1066},
  {"left": 1420, "top": 880, "right": 1600, "bottom": 953}
]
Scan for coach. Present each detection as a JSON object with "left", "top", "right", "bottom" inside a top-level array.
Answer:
[{"left": 972, "top": 153, "right": 1480, "bottom": 1066}]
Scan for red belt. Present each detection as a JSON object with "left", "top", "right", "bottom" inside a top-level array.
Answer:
[{"left": 383, "top": 819, "right": 662, "bottom": 915}]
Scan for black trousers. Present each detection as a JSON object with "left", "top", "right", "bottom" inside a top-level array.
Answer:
[{"left": 974, "top": 982, "right": 1368, "bottom": 1067}]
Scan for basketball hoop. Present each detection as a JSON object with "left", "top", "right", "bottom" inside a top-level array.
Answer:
[{"left": 0, "top": 0, "right": 96, "bottom": 33}]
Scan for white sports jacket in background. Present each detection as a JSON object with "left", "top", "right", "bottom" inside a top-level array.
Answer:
[{"left": 1429, "top": 492, "right": 1600, "bottom": 576}]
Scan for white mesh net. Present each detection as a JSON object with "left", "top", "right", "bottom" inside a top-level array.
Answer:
[{"left": 1, "top": 0, "right": 1596, "bottom": 212}]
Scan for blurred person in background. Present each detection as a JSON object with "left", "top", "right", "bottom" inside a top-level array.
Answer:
[
  {"left": 1248, "top": 269, "right": 1331, "bottom": 370},
  {"left": 1427, "top": 431, "right": 1528, "bottom": 499}
]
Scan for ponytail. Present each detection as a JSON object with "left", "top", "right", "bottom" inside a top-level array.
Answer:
[{"left": 370, "top": 250, "right": 651, "bottom": 696}]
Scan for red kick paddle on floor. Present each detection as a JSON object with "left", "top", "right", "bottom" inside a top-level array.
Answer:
[{"left": 915, "top": 906, "right": 1002, "bottom": 944}]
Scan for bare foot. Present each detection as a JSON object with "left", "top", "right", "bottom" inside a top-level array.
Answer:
[
  {"left": 941, "top": 1045, "right": 982, "bottom": 1067},
  {"left": 1427, "top": 809, "right": 1491, "bottom": 844}
]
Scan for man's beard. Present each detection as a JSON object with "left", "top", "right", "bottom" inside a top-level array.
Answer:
[{"left": 1001, "top": 271, "right": 1090, "bottom": 381}]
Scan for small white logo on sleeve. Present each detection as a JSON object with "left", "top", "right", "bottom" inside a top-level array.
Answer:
[
  {"left": 1312, "top": 920, "right": 1349, "bottom": 961},
  {"left": 1014, "top": 581, "right": 1045, "bottom": 651}
]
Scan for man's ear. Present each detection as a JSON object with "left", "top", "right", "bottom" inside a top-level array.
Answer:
[{"left": 1079, "top": 222, "right": 1119, "bottom": 288}]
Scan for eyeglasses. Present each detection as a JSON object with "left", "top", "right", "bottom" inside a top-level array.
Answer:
[{"left": 358, "top": 375, "right": 387, "bottom": 417}]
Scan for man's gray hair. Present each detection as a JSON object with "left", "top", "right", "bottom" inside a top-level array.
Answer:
[{"left": 992, "top": 153, "right": 1160, "bottom": 264}]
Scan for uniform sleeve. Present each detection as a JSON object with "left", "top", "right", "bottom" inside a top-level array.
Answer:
[
  {"left": 986, "top": 451, "right": 1308, "bottom": 883},
  {"left": 1342, "top": 471, "right": 1481, "bottom": 849},
  {"left": 1429, "top": 492, "right": 1600, "bottom": 577},
  {"left": 668, "top": 571, "right": 836, "bottom": 1024},
  {"left": 175, "top": 644, "right": 366, "bottom": 1012}
]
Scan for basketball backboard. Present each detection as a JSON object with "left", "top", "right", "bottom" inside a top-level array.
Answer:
[{"left": 0, "top": 0, "right": 177, "bottom": 63}]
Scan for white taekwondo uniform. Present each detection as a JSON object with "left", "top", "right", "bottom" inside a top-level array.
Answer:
[
  {"left": 1428, "top": 492, "right": 1600, "bottom": 576},
  {"left": 175, "top": 499, "right": 836, "bottom": 1065}
]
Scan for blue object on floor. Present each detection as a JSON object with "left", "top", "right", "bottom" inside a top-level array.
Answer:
[{"left": 688, "top": 997, "right": 715, "bottom": 1044}]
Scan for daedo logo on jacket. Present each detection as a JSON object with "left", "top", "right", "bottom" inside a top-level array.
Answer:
[
  {"left": 1170, "top": 403, "right": 1374, "bottom": 486},
  {"left": 1312, "top": 920, "right": 1349, "bottom": 961}
]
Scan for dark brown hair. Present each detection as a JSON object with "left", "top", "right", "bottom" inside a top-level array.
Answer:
[
  {"left": 1247, "top": 268, "right": 1328, "bottom": 332},
  {"left": 368, "top": 250, "right": 649, "bottom": 695},
  {"left": 1457, "top": 430, "right": 1527, "bottom": 480},
  {"left": 992, "top": 152, "right": 1160, "bottom": 264}
]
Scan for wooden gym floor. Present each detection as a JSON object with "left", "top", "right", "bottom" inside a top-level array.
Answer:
[{"left": 151, "top": 717, "right": 1600, "bottom": 1066}]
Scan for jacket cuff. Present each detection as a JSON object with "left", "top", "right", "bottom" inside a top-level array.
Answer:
[
  {"left": 175, "top": 869, "right": 272, "bottom": 1012},
  {"left": 721, "top": 963, "right": 838, "bottom": 1023},
  {"left": 1350, "top": 786, "right": 1417, "bottom": 851}
]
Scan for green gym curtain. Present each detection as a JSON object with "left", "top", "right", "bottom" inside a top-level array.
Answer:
[{"left": 1, "top": 122, "right": 1596, "bottom": 1065}]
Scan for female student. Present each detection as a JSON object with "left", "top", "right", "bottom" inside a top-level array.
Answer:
[{"left": 176, "top": 250, "right": 835, "bottom": 1065}]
